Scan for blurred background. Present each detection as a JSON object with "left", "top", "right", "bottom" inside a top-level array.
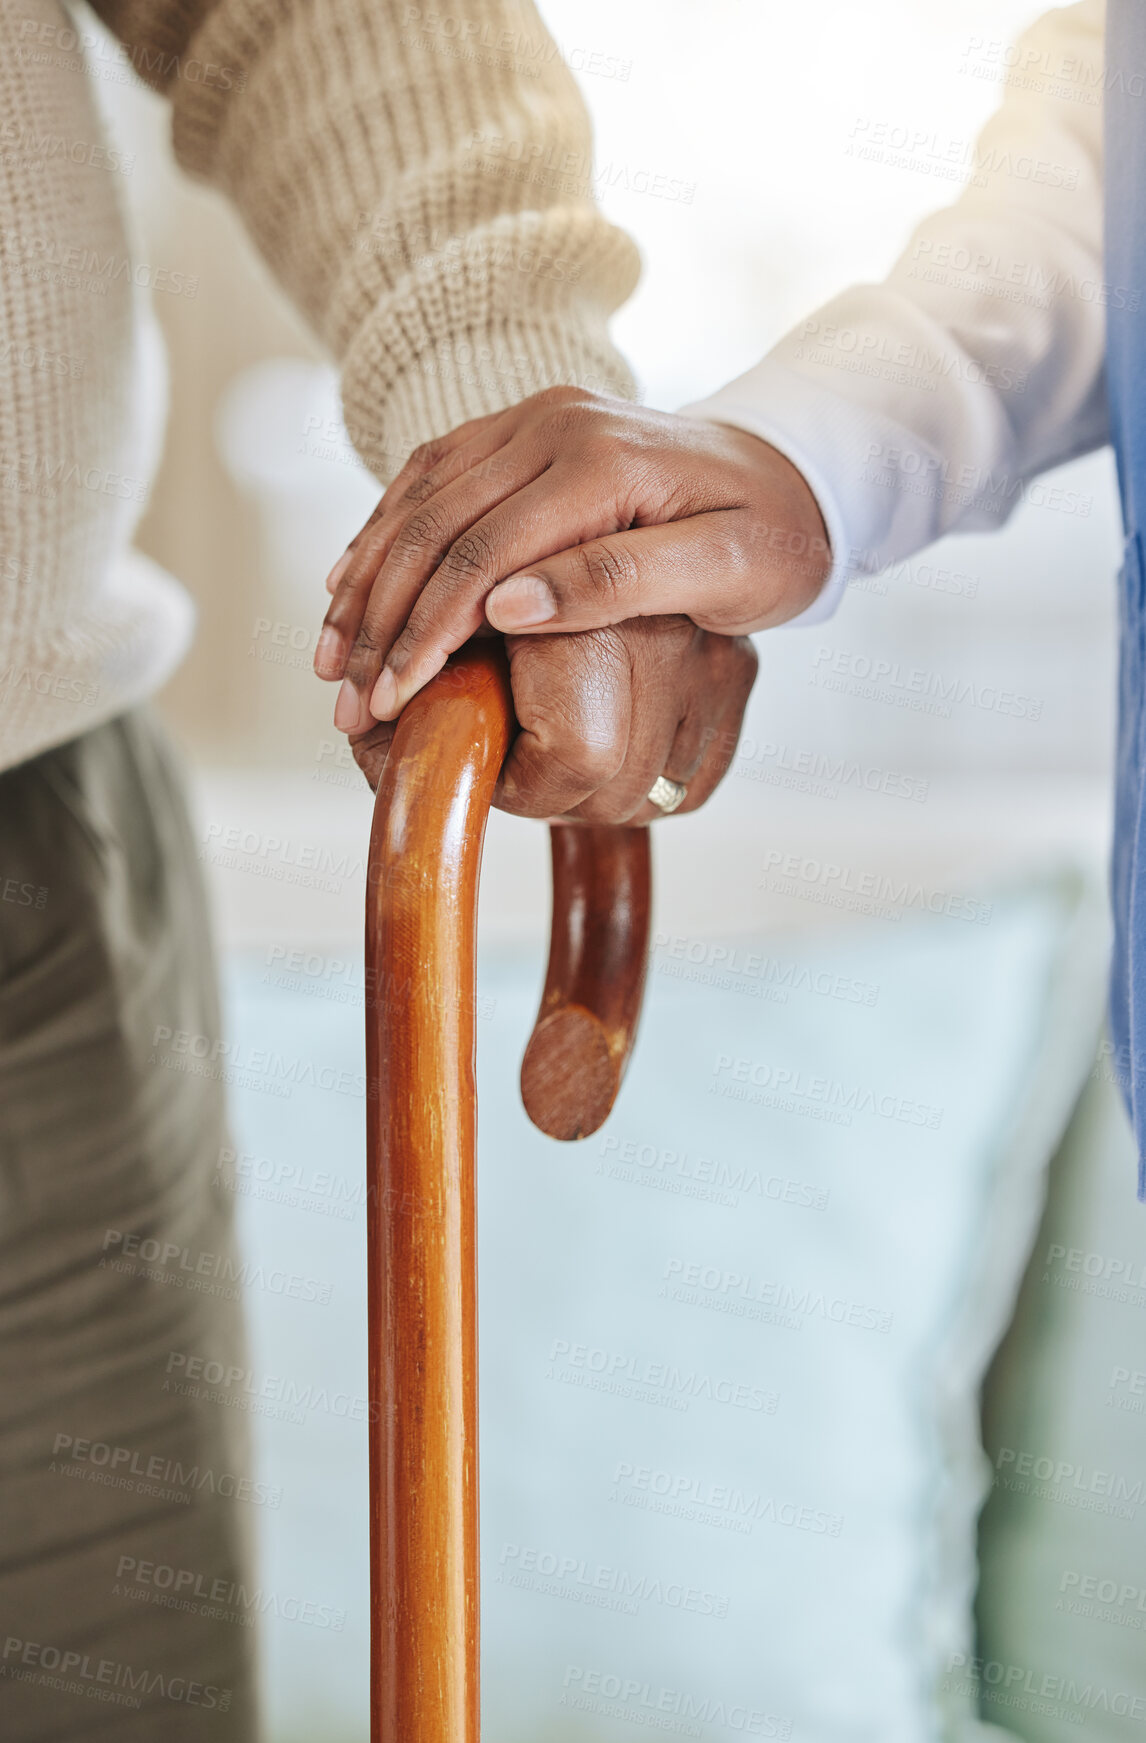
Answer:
[
  {"left": 85, "top": 1, "right": 1134, "bottom": 1739},
  {"left": 93, "top": 0, "right": 1118, "bottom": 960}
]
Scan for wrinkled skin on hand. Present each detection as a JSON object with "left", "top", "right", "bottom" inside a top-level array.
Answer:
[
  {"left": 316, "top": 387, "right": 827, "bottom": 729},
  {"left": 347, "top": 617, "right": 757, "bottom": 825}
]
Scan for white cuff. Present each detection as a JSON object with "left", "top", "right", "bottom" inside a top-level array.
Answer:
[{"left": 681, "top": 353, "right": 947, "bottom": 627}]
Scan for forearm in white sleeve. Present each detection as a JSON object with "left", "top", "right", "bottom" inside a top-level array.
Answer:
[{"left": 685, "top": 0, "right": 1107, "bottom": 624}]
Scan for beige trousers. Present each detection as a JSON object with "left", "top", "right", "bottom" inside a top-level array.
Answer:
[{"left": 0, "top": 712, "right": 258, "bottom": 1739}]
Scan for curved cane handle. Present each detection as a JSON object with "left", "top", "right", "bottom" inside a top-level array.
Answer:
[
  {"left": 365, "top": 641, "right": 650, "bottom": 1743},
  {"left": 521, "top": 823, "right": 650, "bottom": 1139}
]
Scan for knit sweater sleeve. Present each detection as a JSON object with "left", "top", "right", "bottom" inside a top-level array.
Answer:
[{"left": 86, "top": 0, "right": 641, "bottom": 480}]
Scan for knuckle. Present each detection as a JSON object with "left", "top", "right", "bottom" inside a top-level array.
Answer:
[
  {"left": 706, "top": 631, "right": 758, "bottom": 701},
  {"left": 496, "top": 745, "right": 576, "bottom": 818},
  {"left": 538, "top": 723, "right": 624, "bottom": 791},
  {"left": 734, "top": 634, "right": 760, "bottom": 685},
  {"left": 396, "top": 504, "right": 455, "bottom": 560},
  {"left": 344, "top": 629, "right": 383, "bottom": 686},
  {"left": 408, "top": 438, "right": 445, "bottom": 471},
  {"left": 661, "top": 614, "right": 699, "bottom": 656},
  {"left": 571, "top": 789, "right": 633, "bottom": 825},
  {"left": 534, "top": 384, "right": 591, "bottom": 410},
  {"left": 575, "top": 623, "right": 629, "bottom": 664},
  {"left": 399, "top": 470, "right": 440, "bottom": 510},
  {"left": 571, "top": 737, "right": 625, "bottom": 786},
  {"left": 575, "top": 539, "right": 639, "bottom": 603},
  {"left": 473, "top": 449, "right": 511, "bottom": 487},
  {"left": 439, "top": 524, "right": 498, "bottom": 586},
  {"left": 322, "top": 594, "right": 359, "bottom": 634},
  {"left": 388, "top": 625, "right": 424, "bottom": 668},
  {"left": 552, "top": 398, "right": 602, "bottom": 443},
  {"left": 722, "top": 521, "right": 754, "bottom": 571},
  {"left": 495, "top": 777, "right": 550, "bottom": 820}
]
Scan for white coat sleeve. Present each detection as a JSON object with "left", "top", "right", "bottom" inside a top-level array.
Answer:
[{"left": 684, "top": 0, "right": 1108, "bottom": 623}]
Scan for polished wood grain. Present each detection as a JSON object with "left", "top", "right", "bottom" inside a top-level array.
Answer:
[
  {"left": 520, "top": 825, "right": 651, "bottom": 1140},
  {"left": 366, "top": 644, "right": 510, "bottom": 1743},
  {"left": 366, "top": 640, "right": 651, "bottom": 1742}
]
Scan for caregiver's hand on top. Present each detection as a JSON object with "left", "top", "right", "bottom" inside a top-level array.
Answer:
[{"left": 314, "top": 387, "right": 830, "bottom": 727}]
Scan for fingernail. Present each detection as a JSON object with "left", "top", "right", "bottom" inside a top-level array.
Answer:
[
  {"left": 314, "top": 625, "right": 343, "bottom": 675},
  {"left": 486, "top": 574, "right": 556, "bottom": 629},
  {"left": 334, "top": 678, "right": 363, "bottom": 732},
  {"left": 370, "top": 667, "right": 398, "bottom": 719},
  {"left": 325, "top": 550, "right": 352, "bottom": 594}
]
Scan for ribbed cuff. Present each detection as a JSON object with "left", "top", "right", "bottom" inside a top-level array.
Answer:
[{"left": 341, "top": 315, "right": 637, "bottom": 484}]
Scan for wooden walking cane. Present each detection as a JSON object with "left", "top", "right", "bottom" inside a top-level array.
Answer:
[{"left": 365, "top": 639, "right": 651, "bottom": 1743}]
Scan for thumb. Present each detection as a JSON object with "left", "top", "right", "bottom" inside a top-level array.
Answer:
[{"left": 484, "top": 515, "right": 752, "bottom": 636}]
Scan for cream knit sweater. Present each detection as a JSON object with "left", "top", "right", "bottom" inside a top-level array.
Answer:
[{"left": 0, "top": 0, "right": 638, "bottom": 771}]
